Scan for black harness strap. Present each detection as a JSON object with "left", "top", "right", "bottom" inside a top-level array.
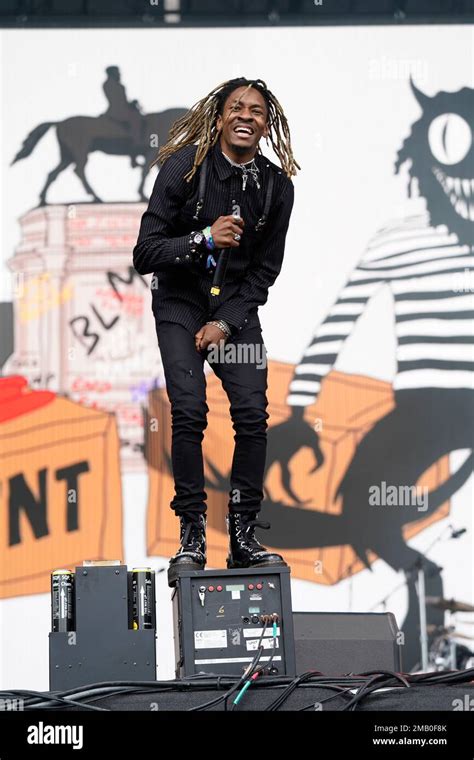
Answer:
[
  {"left": 255, "top": 164, "right": 275, "bottom": 231},
  {"left": 192, "top": 153, "right": 208, "bottom": 221}
]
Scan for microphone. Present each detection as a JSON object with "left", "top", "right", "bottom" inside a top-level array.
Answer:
[
  {"left": 210, "top": 205, "right": 242, "bottom": 297},
  {"left": 210, "top": 248, "right": 230, "bottom": 297}
]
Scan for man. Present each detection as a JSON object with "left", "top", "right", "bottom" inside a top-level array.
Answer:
[
  {"left": 133, "top": 77, "right": 298, "bottom": 586},
  {"left": 103, "top": 66, "right": 143, "bottom": 167}
]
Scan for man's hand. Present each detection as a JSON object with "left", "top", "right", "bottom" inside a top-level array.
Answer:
[
  {"left": 210, "top": 215, "right": 245, "bottom": 248},
  {"left": 195, "top": 323, "right": 228, "bottom": 352}
]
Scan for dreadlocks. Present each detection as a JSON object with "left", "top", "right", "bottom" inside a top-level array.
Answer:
[{"left": 151, "top": 77, "right": 300, "bottom": 181}]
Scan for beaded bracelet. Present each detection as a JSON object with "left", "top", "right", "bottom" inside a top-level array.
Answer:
[{"left": 206, "top": 319, "right": 231, "bottom": 337}]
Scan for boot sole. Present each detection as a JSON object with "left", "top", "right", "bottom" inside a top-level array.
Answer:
[
  {"left": 168, "top": 561, "right": 205, "bottom": 587},
  {"left": 226, "top": 557, "right": 288, "bottom": 570}
]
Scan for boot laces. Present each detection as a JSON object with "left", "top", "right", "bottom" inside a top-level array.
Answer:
[
  {"left": 180, "top": 513, "right": 205, "bottom": 547},
  {"left": 237, "top": 515, "right": 270, "bottom": 549},
  {"left": 243, "top": 517, "right": 270, "bottom": 532}
]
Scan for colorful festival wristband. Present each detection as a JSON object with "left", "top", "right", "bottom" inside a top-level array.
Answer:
[{"left": 202, "top": 225, "right": 215, "bottom": 251}]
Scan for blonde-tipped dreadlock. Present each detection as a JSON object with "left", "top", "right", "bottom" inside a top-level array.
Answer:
[{"left": 151, "top": 77, "right": 300, "bottom": 181}]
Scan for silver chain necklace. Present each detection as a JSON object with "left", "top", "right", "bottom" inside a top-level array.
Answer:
[{"left": 222, "top": 150, "right": 261, "bottom": 192}]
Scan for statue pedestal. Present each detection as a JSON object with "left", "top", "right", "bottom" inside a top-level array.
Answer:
[{"left": 5, "top": 202, "right": 163, "bottom": 471}]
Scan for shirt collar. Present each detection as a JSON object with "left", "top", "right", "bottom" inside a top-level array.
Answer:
[{"left": 212, "top": 139, "right": 262, "bottom": 182}]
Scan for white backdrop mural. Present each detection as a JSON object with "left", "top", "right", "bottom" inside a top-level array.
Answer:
[{"left": 0, "top": 24, "right": 472, "bottom": 688}]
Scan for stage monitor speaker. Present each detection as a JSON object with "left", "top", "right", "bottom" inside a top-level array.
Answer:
[
  {"left": 293, "top": 611, "right": 402, "bottom": 675},
  {"left": 172, "top": 567, "right": 296, "bottom": 678}
]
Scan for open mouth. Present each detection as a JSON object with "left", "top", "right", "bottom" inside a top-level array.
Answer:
[
  {"left": 433, "top": 167, "right": 474, "bottom": 222},
  {"left": 233, "top": 125, "right": 254, "bottom": 137}
]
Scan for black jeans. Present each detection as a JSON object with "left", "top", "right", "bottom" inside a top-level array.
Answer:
[{"left": 155, "top": 320, "right": 269, "bottom": 516}]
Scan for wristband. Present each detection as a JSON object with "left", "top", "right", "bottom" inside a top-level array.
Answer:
[{"left": 202, "top": 225, "right": 215, "bottom": 251}]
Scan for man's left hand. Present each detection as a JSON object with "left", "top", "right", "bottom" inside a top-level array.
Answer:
[{"left": 195, "top": 324, "right": 228, "bottom": 352}]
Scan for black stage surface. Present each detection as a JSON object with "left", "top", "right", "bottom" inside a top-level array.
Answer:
[
  {"left": 59, "top": 682, "right": 473, "bottom": 711},
  {"left": 2, "top": 676, "right": 473, "bottom": 757},
  {"left": 5, "top": 672, "right": 472, "bottom": 712}
]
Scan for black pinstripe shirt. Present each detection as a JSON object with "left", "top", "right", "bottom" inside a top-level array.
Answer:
[{"left": 132, "top": 140, "right": 294, "bottom": 336}]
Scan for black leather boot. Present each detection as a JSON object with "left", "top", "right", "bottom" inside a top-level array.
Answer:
[
  {"left": 226, "top": 512, "right": 287, "bottom": 570},
  {"left": 168, "top": 512, "right": 206, "bottom": 587}
]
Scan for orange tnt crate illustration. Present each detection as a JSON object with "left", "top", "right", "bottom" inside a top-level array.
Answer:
[
  {"left": 146, "top": 365, "right": 450, "bottom": 583},
  {"left": 0, "top": 376, "right": 124, "bottom": 599}
]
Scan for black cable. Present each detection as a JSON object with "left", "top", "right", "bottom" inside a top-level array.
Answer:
[
  {"left": 0, "top": 689, "right": 108, "bottom": 712},
  {"left": 187, "top": 652, "right": 263, "bottom": 712},
  {"left": 228, "top": 619, "right": 271, "bottom": 711},
  {"left": 259, "top": 624, "right": 279, "bottom": 675},
  {"left": 265, "top": 670, "right": 407, "bottom": 712},
  {"left": 264, "top": 671, "right": 322, "bottom": 711},
  {"left": 191, "top": 620, "right": 270, "bottom": 712},
  {"left": 342, "top": 671, "right": 411, "bottom": 712},
  {"left": 229, "top": 647, "right": 266, "bottom": 712},
  {"left": 409, "top": 667, "right": 474, "bottom": 686},
  {"left": 221, "top": 638, "right": 267, "bottom": 711},
  {"left": 298, "top": 685, "right": 356, "bottom": 711},
  {"left": 4, "top": 666, "right": 470, "bottom": 711}
]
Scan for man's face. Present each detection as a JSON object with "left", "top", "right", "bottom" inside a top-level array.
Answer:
[{"left": 216, "top": 86, "right": 269, "bottom": 156}]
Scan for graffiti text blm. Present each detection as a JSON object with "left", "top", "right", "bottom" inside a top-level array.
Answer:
[{"left": 69, "top": 268, "right": 147, "bottom": 355}]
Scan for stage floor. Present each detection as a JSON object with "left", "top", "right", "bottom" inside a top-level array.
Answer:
[{"left": 53, "top": 683, "right": 473, "bottom": 711}]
